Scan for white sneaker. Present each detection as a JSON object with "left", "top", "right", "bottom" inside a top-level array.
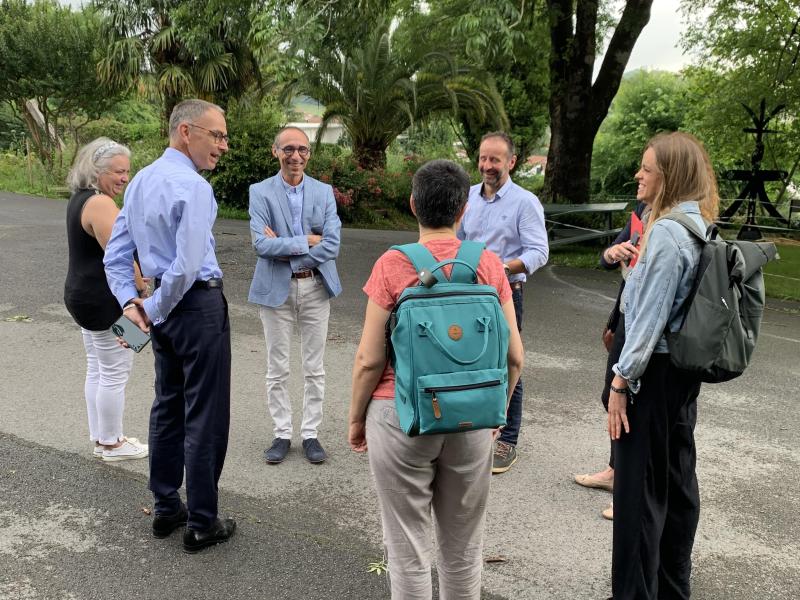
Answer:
[
  {"left": 102, "top": 439, "right": 149, "bottom": 462},
  {"left": 94, "top": 437, "right": 142, "bottom": 458}
]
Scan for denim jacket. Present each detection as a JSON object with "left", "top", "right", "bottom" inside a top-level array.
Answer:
[{"left": 612, "top": 201, "right": 706, "bottom": 393}]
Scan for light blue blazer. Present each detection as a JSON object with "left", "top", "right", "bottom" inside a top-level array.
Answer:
[{"left": 248, "top": 173, "right": 342, "bottom": 307}]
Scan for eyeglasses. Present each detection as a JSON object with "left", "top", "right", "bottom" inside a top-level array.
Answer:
[
  {"left": 189, "top": 123, "right": 229, "bottom": 144},
  {"left": 276, "top": 145, "right": 311, "bottom": 157}
]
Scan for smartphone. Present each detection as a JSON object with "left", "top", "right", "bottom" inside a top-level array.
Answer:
[
  {"left": 111, "top": 315, "right": 151, "bottom": 353},
  {"left": 630, "top": 231, "right": 641, "bottom": 247}
]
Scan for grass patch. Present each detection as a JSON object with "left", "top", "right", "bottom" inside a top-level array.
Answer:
[
  {"left": 548, "top": 240, "right": 800, "bottom": 302},
  {"left": 765, "top": 242, "right": 800, "bottom": 301},
  {"left": 547, "top": 244, "right": 603, "bottom": 269},
  {"left": 0, "top": 151, "right": 61, "bottom": 198}
]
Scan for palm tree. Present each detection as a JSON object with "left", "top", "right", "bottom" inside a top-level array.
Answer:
[
  {"left": 94, "top": 0, "right": 259, "bottom": 128},
  {"left": 290, "top": 17, "right": 508, "bottom": 169}
]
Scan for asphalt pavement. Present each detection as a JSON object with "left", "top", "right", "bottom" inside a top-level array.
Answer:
[{"left": 1, "top": 191, "right": 799, "bottom": 600}]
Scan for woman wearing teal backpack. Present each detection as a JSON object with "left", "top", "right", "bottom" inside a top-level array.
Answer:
[
  {"left": 607, "top": 132, "right": 720, "bottom": 599},
  {"left": 349, "top": 159, "right": 524, "bottom": 599}
]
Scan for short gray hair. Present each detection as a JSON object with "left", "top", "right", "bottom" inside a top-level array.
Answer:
[
  {"left": 67, "top": 137, "right": 131, "bottom": 192},
  {"left": 411, "top": 160, "right": 470, "bottom": 228},
  {"left": 168, "top": 99, "right": 224, "bottom": 139},
  {"left": 273, "top": 126, "right": 309, "bottom": 148}
]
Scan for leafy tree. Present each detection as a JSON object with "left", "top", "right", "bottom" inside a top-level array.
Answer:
[
  {"left": 680, "top": 0, "right": 800, "bottom": 207},
  {"left": 94, "top": 0, "right": 260, "bottom": 127},
  {"left": 285, "top": 14, "right": 507, "bottom": 169},
  {"left": 396, "top": 0, "right": 550, "bottom": 163},
  {"left": 543, "top": 0, "right": 655, "bottom": 202},
  {"left": 592, "top": 70, "right": 689, "bottom": 195},
  {"left": 0, "top": 0, "right": 121, "bottom": 169}
]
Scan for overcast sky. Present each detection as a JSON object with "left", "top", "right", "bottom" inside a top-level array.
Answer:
[{"left": 623, "top": 0, "right": 692, "bottom": 72}]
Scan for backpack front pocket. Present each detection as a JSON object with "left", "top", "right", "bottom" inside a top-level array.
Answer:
[{"left": 416, "top": 369, "right": 507, "bottom": 435}]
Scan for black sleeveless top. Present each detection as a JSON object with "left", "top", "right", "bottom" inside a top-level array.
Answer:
[{"left": 64, "top": 188, "right": 123, "bottom": 330}]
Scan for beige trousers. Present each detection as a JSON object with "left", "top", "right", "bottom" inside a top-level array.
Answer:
[{"left": 366, "top": 400, "right": 493, "bottom": 600}]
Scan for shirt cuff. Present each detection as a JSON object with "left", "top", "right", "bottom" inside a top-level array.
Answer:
[{"left": 611, "top": 364, "right": 641, "bottom": 394}]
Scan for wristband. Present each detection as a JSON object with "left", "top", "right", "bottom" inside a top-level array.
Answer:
[
  {"left": 123, "top": 301, "right": 137, "bottom": 311},
  {"left": 609, "top": 383, "right": 628, "bottom": 394}
]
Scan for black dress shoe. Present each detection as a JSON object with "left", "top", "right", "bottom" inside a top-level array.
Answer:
[
  {"left": 182, "top": 517, "right": 237, "bottom": 554},
  {"left": 302, "top": 438, "right": 327, "bottom": 463},
  {"left": 152, "top": 505, "right": 188, "bottom": 538},
  {"left": 264, "top": 438, "right": 291, "bottom": 464}
]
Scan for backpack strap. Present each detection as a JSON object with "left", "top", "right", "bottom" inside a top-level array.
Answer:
[
  {"left": 451, "top": 240, "right": 485, "bottom": 283},
  {"left": 390, "top": 243, "right": 441, "bottom": 284},
  {"left": 661, "top": 212, "right": 710, "bottom": 243}
]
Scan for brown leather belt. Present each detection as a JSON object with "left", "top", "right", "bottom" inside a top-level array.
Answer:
[{"left": 291, "top": 269, "right": 317, "bottom": 279}]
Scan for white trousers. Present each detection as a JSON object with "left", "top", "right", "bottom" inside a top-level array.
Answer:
[
  {"left": 258, "top": 276, "right": 330, "bottom": 440},
  {"left": 366, "top": 400, "right": 493, "bottom": 600},
  {"left": 81, "top": 327, "right": 134, "bottom": 445}
]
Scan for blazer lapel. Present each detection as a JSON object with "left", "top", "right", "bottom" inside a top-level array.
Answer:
[{"left": 270, "top": 175, "right": 294, "bottom": 233}]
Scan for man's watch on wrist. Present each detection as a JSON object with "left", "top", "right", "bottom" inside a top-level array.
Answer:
[{"left": 503, "top": 263, "right": 511, "bottom": 276}]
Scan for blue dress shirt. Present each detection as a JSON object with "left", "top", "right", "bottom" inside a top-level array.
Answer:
[
  {"left": 104, "top": 148, "right": 223, "bottom": 326},
  {"left": 457, "top": 177, "right": 549, "bottom": 282},
  {"left": 282, "top": 176, "right": 305, "bottom": 238}
]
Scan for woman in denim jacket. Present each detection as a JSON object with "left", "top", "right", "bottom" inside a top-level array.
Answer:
[{"left": 607, "top": 132, "right": 719, "bottom": 600}]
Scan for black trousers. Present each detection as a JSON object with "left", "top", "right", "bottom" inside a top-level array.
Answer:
[
  {"left": 612, "top": 354, "right": 701, "bottom": 600},
  {"left": 148, "top": 287, "right": 231, "bottom": 531}
]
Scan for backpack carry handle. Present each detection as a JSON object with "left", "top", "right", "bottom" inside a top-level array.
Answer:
[
  {"left": 417, "top": 317, "right": 491, "bottom": 365},
  {"left": 418, "top": 258, "right": 478, "bottom": 288}
]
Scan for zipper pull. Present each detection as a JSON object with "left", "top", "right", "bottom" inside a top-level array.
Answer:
[{"left": 432, "top": 394, "right": 442, "bottom": 419}]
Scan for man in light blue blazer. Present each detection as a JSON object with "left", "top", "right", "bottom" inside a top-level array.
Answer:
[{"left": 248, "top": 126, "right": 342, "bottom": 465}]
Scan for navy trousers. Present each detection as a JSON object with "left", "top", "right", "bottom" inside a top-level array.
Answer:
[
  {"left": 612, "top": 354, "right": 701, "bottom": 600},
  {"left": 499, "top": 284, "right": 523, "bottom": 446},
  {"left": 148, "top": 287, "right": 231, "bottom": 531}
]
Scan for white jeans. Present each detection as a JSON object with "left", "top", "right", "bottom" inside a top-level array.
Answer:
[
  {"left": 258, "top": 276, "right": 330, "bottom": 440},
  {"left": 366, "top": 400, "right": 493, "bottom": 600},
  {"left": 81, "top": 327, "right": 134, "bottom": 445}
]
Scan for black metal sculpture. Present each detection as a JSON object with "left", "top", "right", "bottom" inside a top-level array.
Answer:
[{"left": 719, "top": 99, "right": 789, "bottom": 240}]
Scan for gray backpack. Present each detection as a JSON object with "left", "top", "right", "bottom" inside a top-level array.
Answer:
[{"left": 663, "top": 213, "right": 777, "bottom": 383}]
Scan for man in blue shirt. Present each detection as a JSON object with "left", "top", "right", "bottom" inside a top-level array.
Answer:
[
  {"left": 104, "top": 99, "right": 236, "bottom": 553},
  {"left": 458, "top": 131, "right": 548, "bottom": 474},
  {"left": 248, "top": 126, "right": 342, "bottom": 465}
]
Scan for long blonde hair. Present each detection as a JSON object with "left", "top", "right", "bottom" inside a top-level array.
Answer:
[{"left": 641, "top": 132, "right": 719, "bottom": 249}]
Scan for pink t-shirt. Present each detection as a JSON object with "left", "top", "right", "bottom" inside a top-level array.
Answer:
[{"left": 362, "top": 238, "right": 512, "bottom": 399}]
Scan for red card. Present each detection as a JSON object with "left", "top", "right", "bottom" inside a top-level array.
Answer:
[{"left": 628, "top": 212, "right": 643, "bottom": 268}]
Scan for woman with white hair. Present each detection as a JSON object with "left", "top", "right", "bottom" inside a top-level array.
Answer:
[{"left": 64, "top": 137, "right": 148, "bottom": 461}]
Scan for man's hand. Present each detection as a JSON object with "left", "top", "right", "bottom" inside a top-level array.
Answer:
[
  {"left": 116, "top": 300, "right": 150, "bottom": 349},
  {"left": 263, "top": 226, "right": 277, "bottom": 238},
  {"left": 348, "top": 419, "right": 368, "bottom": 453},
  {"left": 307, "top": 234, "right": 322, "bottom": 247}
]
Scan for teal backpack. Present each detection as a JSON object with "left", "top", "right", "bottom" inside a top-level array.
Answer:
[{"left": 386, "top": 241, "right": 510, "bottom": 436}]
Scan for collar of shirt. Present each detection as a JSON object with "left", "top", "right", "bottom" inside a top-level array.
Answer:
[
  {"left": 163, "top": 147, "right": 199, "bottom": 172},
  {"left": 480, "top": 177, "right": 513, "bottom": 203},
  {"left": 280, "top": 175, "right": 305, "bottom": 195}
]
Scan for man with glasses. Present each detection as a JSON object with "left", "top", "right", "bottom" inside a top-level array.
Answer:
[
  {"left": 248, "top": 126, "right": 342, "bottom": 465},
  {"left": 104, "top": 99, "right": 236, "bottom": 553}
]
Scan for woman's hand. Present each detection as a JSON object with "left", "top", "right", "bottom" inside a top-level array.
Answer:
[
  {"left": 348, "top": 419, "right": 368, "bottom": 453},
  {"left": 608, "top": 377, "right": 631, "bottom": 439},
  {"left": 605, "top": 241, "right": 639, "bottom": 265}
]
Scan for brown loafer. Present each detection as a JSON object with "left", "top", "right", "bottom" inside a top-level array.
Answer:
[{"left": 574, "top": 473, "right": 614, "bottom": 492}]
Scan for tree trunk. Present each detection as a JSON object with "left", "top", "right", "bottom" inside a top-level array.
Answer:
[
  {"left": 353, "top": 142, "right": 387, "bottom": 170},
  {"left": 543, "top": 0, "right": 653, "bottom": 203}
]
